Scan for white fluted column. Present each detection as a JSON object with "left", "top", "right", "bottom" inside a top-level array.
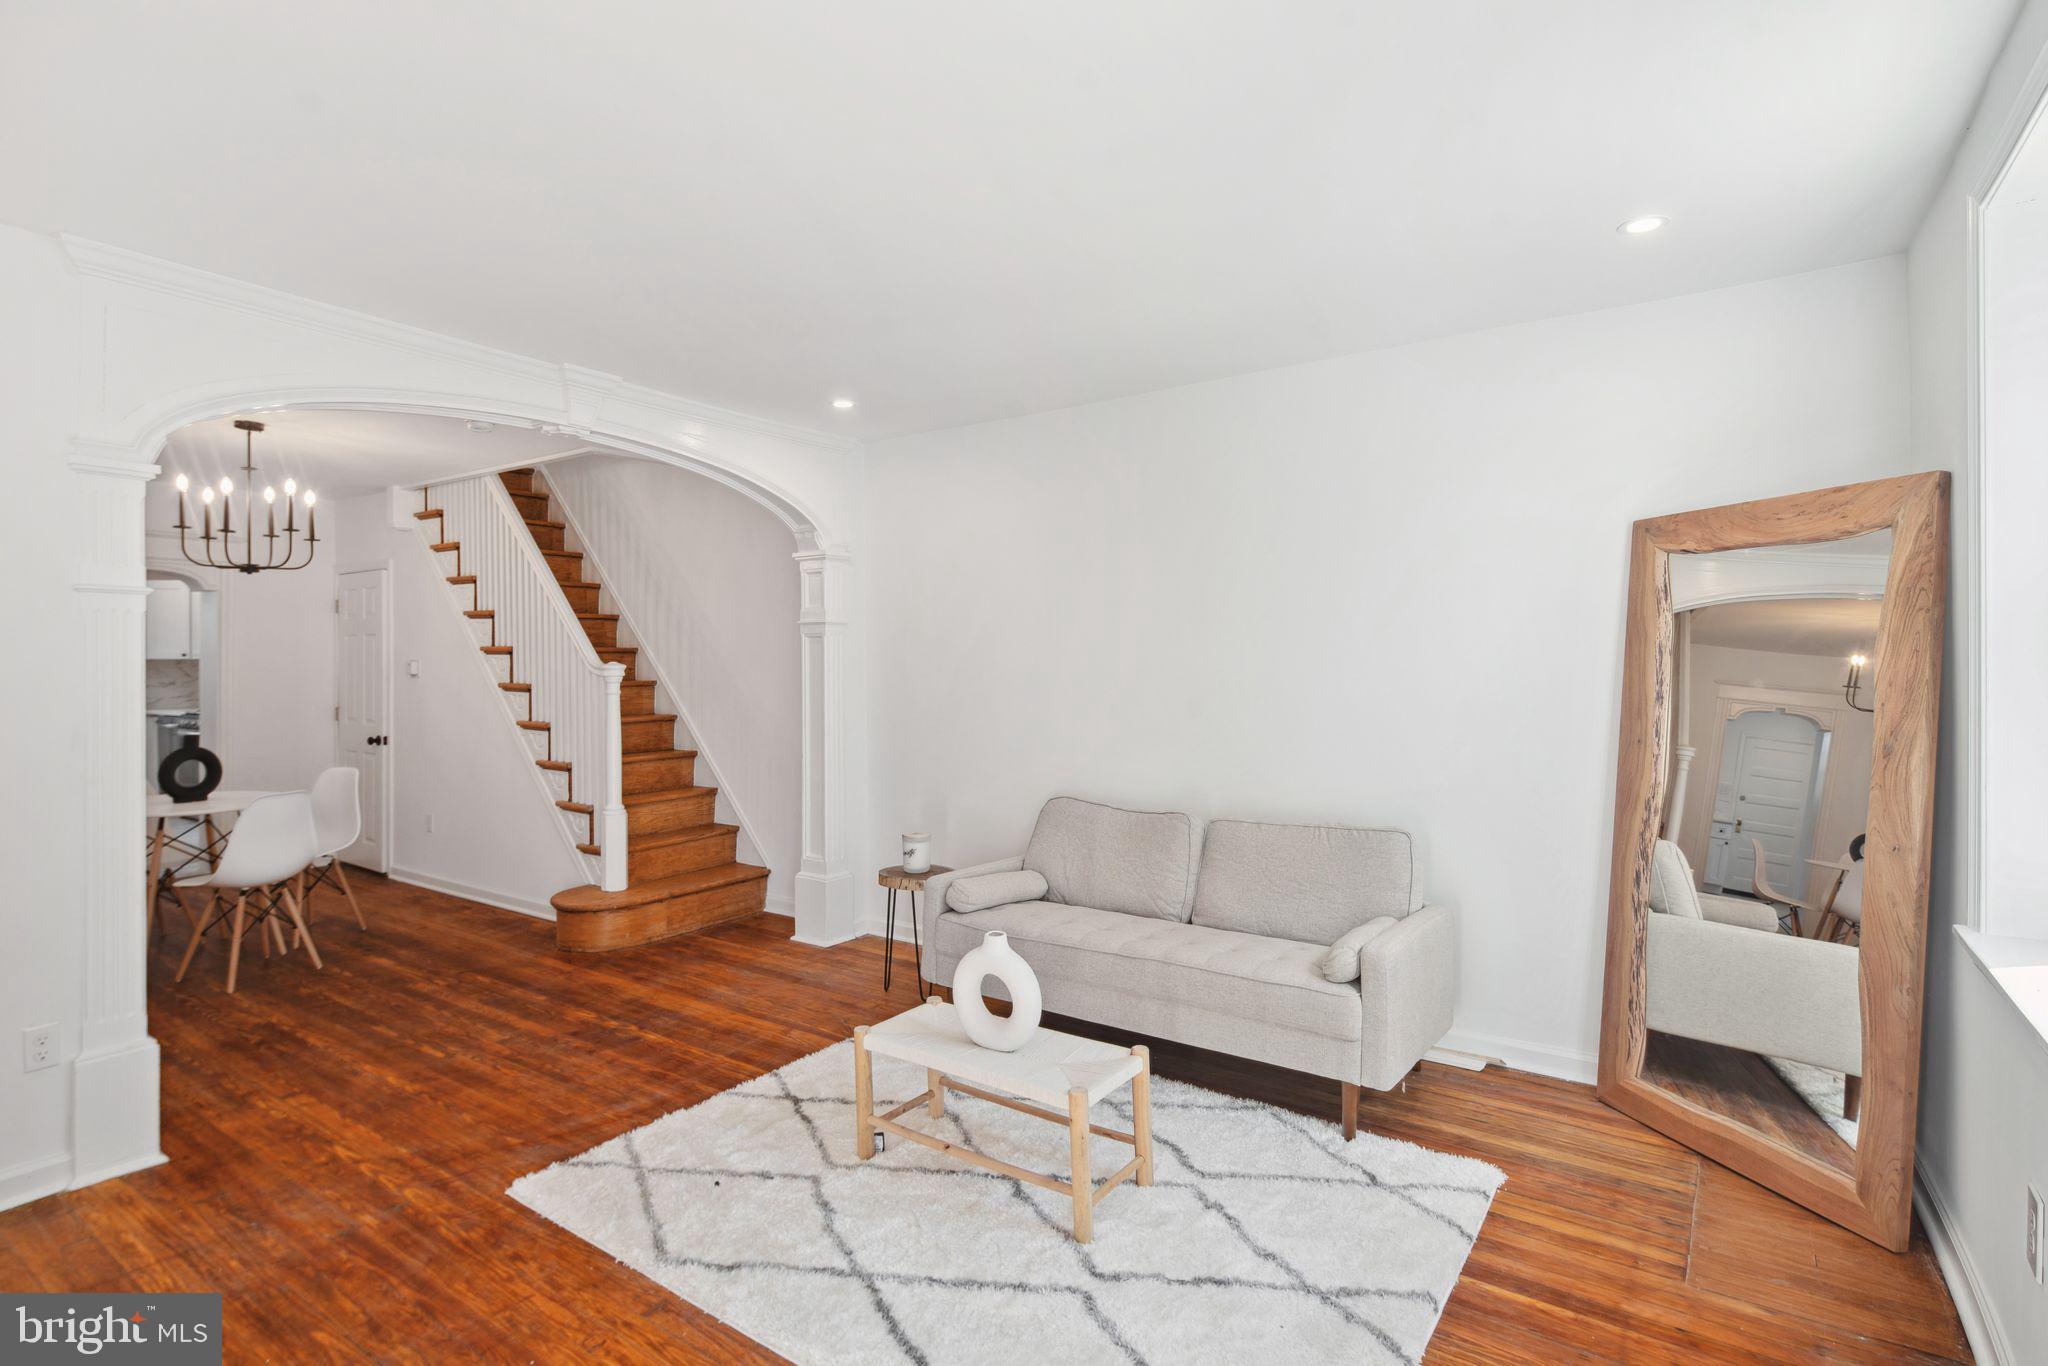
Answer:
[
  {"left": 1666, "top": 745, "right": 1697, "bottom": 840},
  {"left": 68, "top": 443, "right": 167, "bottom": 1188},
  {"left": 792, "top": 547, "right": 855, "bottom": 945}
]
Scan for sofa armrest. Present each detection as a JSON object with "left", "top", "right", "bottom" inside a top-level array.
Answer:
[
  {"left": 1356, "top": 904, "right": 1455, "bottom": 1090},
  {"left": 1645, "top": 913, "right": 1860, "bottom": 1074},
  {"left": 1698, "top": 893, "right": 1781, "bottom": 934},
  {"left": 915, "top": 856, "right": 1024, "bottom": 984}
]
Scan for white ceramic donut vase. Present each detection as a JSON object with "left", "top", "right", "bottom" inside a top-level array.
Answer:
[{"left": 951, "top": 931, "right": 1043, "bottom": 1051}]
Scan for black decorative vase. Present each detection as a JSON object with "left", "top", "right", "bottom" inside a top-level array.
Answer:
[{"left": 158, "top": 733, "right": 223, "bottom": 804}]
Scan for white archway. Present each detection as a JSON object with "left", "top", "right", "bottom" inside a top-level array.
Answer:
[{"left": 61, "top": 237, "right": 865, "bottom": 1193}]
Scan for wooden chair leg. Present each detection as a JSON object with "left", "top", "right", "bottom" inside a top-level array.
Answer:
[
  {"left": 1068, "top": 1086, "right": 1093, "bottom": 1244},
  {"left": 1341, "top": 1081, "right": 1359, "bottom": 1141},
  {"left": 1842, "top": 1074, "right": 1862, "bottom": 1122},
  {"left": 1132, "top": 1045, "right": 1154, "bottom": 1186},
  {"left": 926, "top": 1068, "right": 945, "bottom": 1119},
  {"left": 175, "top": 891, "right": 218, "bottom": 983},
  {"left": 225, "top": 893, "right": 249, "bottom": 994},
  {"left": 279, "top": 886, "right": 323, "bottom": 969},
  {"left": 331, "top": 859, "right": 367, "bottom": 930},
  {"left": 852, "top": 1026, "right": 875, "bottom": 1160}
]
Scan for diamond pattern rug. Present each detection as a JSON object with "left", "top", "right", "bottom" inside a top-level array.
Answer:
[{"left": 509, "top": 1041, "right": 1504, "bottom": 1365}]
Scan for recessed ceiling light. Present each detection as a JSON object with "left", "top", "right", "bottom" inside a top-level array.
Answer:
[
  {"left": 831, "top": 398, "right": 856, "bottom": 410},
  {"left": 1618, "top": 215, "right": 1669, "bottom": 235},
  {"left": 465, "top": 419, "right": 496, "bottom": 432}
]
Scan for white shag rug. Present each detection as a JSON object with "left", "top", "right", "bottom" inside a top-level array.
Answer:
[{"left": 510, "top": 1041, "right": 1504, "bottom": 1366}]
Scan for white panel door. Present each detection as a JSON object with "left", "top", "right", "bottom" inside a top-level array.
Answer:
[
  {"left": 1720, "top": 713, "right": 1822, "bottom": 893},
  {"left": 336, "top": 568, "right": 390, "bottom": 872}
]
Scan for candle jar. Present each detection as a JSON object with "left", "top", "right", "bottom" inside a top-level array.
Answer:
[{"left": 902, "top": 832, "right": 931, "bottom": 874}]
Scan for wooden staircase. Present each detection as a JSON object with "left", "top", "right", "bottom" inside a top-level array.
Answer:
[{"left": 418, "top": 467, "right": 769, "bottom": 951}]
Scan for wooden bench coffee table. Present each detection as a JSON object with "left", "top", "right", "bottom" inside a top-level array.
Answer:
[{"left": 852, "top": 1000, "right": 1154, "bottom": 1243}]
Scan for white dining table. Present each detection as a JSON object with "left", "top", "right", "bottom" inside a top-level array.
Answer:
[{"left": 145, "top": 789, "right": 274, "bottom": 930}]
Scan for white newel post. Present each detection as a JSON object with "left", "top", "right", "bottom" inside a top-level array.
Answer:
[
  {"left": 68, "top": 445, "right": 168, "bottom": 1187},
  {"left": 599, "top": 661, "right": 629, "bottom": 892},
  {"left": 792, "top": 547, "right": 856, "bottom": 944}
]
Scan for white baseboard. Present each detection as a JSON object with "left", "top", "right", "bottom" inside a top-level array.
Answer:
[
  {"left": 764, "top": 893, "right": 794, "bottom": 920},
  {"left": 1429, "top": 1029, "right": 1598, "bottom": 1085},
  {"left": 1915, "top": 1158, "right": 2014, "bottom": 1366},
  {"left": 0, "top": 1152, "right": 72, "bottom": 1213},
  {"left": 386, "top": 867, "right": 558, "bottom": 921}
]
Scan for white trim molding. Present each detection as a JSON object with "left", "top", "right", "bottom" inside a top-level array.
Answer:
[
  {"left": 793, "top": 549, "right": 856, "bottom": 945},
  {"left": 1916, "top": 1160, "right": 2016, "bottom": 1365},
  {"left": 1670, "top": 546, "right": 1889, "bottom": 612},
  {"left": 68, "top": 453, "right": 168, "bottom": 1193}
]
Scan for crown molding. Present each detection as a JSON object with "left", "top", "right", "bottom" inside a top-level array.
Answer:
[{"left": 58, "top": 235, "right": 861, "bottom": 458}]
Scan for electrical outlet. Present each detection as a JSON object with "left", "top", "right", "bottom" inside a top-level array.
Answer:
[
  {"left": 2029, "top": 1183, "right": 2044, "bottom": 1285},
  {"left": 22, "top": 1025, "right": 56, "bottom": 1073}
]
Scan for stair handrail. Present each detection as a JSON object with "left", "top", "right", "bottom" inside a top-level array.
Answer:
[{"left": 420, "top": 473, "right": 629, "bottom": 892}]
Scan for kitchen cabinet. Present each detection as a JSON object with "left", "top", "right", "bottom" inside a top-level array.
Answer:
[{"left": 145, "top": 577, "right": 194, "bottom": 659}]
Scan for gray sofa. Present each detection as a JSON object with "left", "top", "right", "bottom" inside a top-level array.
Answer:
[{"left": 917, "top": 797, "right": 1455, "bottom": 1137}]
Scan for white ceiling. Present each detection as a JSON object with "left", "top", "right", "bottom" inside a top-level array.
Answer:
[
  {"left": 1686, "top": 597, "right": 1883, "bottom": 658},
  {"left": 152, "top": 409, "right": 590, "bottom": 505},
  {"left": 0, "top": 2, "right": 2019, "bottom": 438}
]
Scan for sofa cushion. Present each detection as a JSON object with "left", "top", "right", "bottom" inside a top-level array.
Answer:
[
  {"left": 1023, "top": 796, "right": 1200, "bottom": 922},
  {"left": 1648, "top": 839, "right": 1703, "bottom": 919},
  {"left": 1191, "top": 820, "right": 1422, "bottom": 945},
  {"left": 934, "top": 902, "right": 1362, "bottom": 1042},
  {"left": 945, "top": 869, "right": 1049, "bottom": 913}
]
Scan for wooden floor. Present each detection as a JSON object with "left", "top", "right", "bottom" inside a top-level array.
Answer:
[
  {"left": 0, "top": 874, "right": 1969, "bottom": 1363},
  {"left": 1643, "top": 1030, "right": 1857, "bottom": 1175}
]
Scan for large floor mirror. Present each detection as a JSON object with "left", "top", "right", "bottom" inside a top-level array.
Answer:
[{"left": 1596, "top": 473, "right": 1947, "bottom": 1250}]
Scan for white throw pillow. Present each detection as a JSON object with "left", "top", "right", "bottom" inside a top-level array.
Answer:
[
  {"left": 1317, "top": 917, "right": 1398, "bottom": 983},
  {"left": 1647, "top": 839, "right": 1704, "bottom": 919},
  {"left": 945, "top": 869, "right": 1050, "bottom": 913}
]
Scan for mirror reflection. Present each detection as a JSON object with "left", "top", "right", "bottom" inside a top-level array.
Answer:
[{"left": 1641, "top": 531, "right": 1890, "bottom": 1168}]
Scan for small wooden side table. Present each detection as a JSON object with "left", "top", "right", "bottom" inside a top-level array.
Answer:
[{"left": 877, "top": 864, "right": 950, "bottom": 998}]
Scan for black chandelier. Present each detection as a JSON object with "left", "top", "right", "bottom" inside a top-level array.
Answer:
[
  {"left": 1841, "top": 651, "right": 1875, "bottom": 713},
  {"left": 170, "top": 419, "right": 319, "bottom": 574}
]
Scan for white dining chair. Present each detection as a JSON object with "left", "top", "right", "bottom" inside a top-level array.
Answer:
[
  {"left": 173, "top": 791, "right": 324, "bottom": 993},
  {"left": 300, "top": 766, "right": 367, "bottom": 931}
]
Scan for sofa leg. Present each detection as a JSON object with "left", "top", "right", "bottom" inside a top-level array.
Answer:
[
  {"left": 1341, "top": 1082, "right": 1359, "bottom": 1141},
  {"left": 1842, "top": 1073, "right": 1862, "bottom": 1122}
]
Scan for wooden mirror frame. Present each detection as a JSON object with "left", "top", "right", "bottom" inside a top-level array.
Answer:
[{"left": 1596, "top": 472, "right": 1948, "bottom": 1251}]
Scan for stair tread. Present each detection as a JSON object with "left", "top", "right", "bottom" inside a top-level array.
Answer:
[
  {"left": 622, "top": 712, "right": 678, "bottom": 725},
  {"left": 633, "top": 822, "right": 737, "bottom": 849},
  {"left": 498, "top": 681, "right": 531, "bottom": 692},
  {"left": 557, "top": 800, "right": 593, "bottom": 814},
  {"left": 560, "top": 579, "right": 602, "bottom": 591},
  {"left": 447, "top": 574, "right": 477, "bottom": 585},
  {"left": 525, "top": 517, "right": 565, "bottom": 531},
  {"left": 464, "top": 609, "right": 494, "bottom": 618},
  {"left": 516, "top": 720, "right": 550, "bottom": 731},
  {"left": 543, "top": 547, "right": 582, "bottom": 557},
  {"left": 480, "top": 645, "right": 513, "bottom": 655},
  {"left": 552, "top": 861, "right": 768, "bottom": 913},
  {"left": 430, "top": 541, "right": 460, "bottom": 552},
  {"left": 620, "top": 677, "right": 656, "bottom": 688},
  {"left": 414, "top": 509, "right": 443, "bottom": 520},
  {"left": 623, "top": 785, "right": 715, "bottom": 808},
  {"left": 535, "top": 759, "right": 572, "bottom": 772},
  {"left": 576, "top": 612, "right": 620, "bottom": 622},
  {"left": 621, "top": 747, "right": 698, "bottom": 763}
]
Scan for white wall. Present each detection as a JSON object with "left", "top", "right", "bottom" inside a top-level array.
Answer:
[
  {"left": 1907, "top": 0, "right": 2048, "bottom": 1355},
  {"left": 541, "top": 455, "right": 802, "bottom": 913},
  {"left": 863, "top": 255, "right": 1915, "bottom": 1080},
  {"left": 332, "top": 493, "right": 588, "bottom": 914}
]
